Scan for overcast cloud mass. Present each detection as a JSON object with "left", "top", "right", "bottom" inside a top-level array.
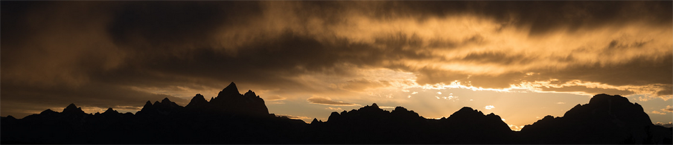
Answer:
[{"left": 2, "top": 1, "right": 671, "bottom": 129}]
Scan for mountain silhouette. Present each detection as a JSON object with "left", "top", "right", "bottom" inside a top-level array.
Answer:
[
  {"left": 205, "top": 82, "right": 269, "bottom": 116},
  {"left": 1, "top": 84, "right": 671, "bottom": 144},
  {"left": 519, "top": 94, "right": 672, "bottom": 144},
  {"left": 309, "top": 104, "right": 515, "bottom": 143},
  {"left": 62, "top": 103, "right": 86, "bottom": 115},
  {"left": 185, "top": 94, "right": 208, "bottom": 109}
]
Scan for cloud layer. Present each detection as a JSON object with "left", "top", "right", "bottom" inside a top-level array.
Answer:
[
  {"left": 2, "top": 1, "right": 671, "bottom": 118},
  {"left": 307, "top": 96, "right": 358, "bottom": 106}
]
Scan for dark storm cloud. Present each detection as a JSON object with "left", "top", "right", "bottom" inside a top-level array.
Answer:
[
  {"left": 1, "top": 2, "right": 39, "bottom": 50},
  {"left": 89, "top": 32, "right": 355, "bottom": 96},
  {"left": 658, "top": 88, "right": 672, "bottom": 96},
  {"left": 1, "top": 82, "right": 185, "bottom": 118},
  {"left": 307, "top": 96, "right": 357, "bottom": 106},
  {"left": 540, "top": 86, "right": 636, "bottom": 96},
  {"left": 340, "top": 79, "right": 391, "bottom": 92},
  {"left": 415, "top": 68, "right": 529, "bottom": 89},
  {"left": 531, "top": 56, "right": 672, "bottom": 87},
  {"left": 0, "top": 1, "right": 263, "bottom": 117},
  {"left": 107, "top": 1, "right": 262, "bottom": 49},
  {"left": 378, "top": 1, "right": 672, "bottom": 35},
  {"left": 459, "top": 52, "right": 536, "bottom": 66}
]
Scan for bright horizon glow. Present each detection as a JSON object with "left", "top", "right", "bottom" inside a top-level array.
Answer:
[{"left": 30, "top": 80, "right": 673, "bottom": 131}]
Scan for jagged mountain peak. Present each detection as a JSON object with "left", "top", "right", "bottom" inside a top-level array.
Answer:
[
  {"left": 327, "top": 112, "right": 341, "bottom": 122},
  {"left": 485, "top": 112, "right": 504, "bottom": 121},
  {"left": 244, "top": 90, "right": 257, "bottom": 98},
  {"left": 391, "top": 106, "right": 422, "bottom": 119},
  {"left": 144, "top": 101, "right": 153, "bottom": 107},
  {"left": 161, "top": 97, "right": 172, "bottom": 104},
  {"left": 141, "top": 100, "right": 154, "bottom": 112},
  {"left": 196, "top": 83, "right": 269, "bottom": 116},
  {"left": 40, "top": 109, "right": 58, "bottom": 115},
  {"left": 356, "top": 103, "right": 388, "bottom": 114},
  {"left": 218, "top": 82, "right": 241, "bottom": 97},
  {"left": 62, "top": 103, "right": 85, "bottom": 115},
  {"left": 186, "top": 94, "right": 208, "bottom": 108},
  {"left": 311, "top": 118, "right": 321, "bottom": 124},
  {"left": 63, "top": 103, "right": 78, "bottom": 111},
  {"left": 102, "top": 108, "right": 119, "bottom": 115},
  {"left": 4, "top": 93, "right": 672, "bottom": 144},
  {"left": 450, "top": 107, "right": 484, "bottom": 118}
]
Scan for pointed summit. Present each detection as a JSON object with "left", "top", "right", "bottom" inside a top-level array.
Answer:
[
  {"left": 161, "top": 97, "right": 172, "bottom": 104},
  {"left": 141, "top": 101, "right": 154, "bottom": 112},
  {"left": 371, "top": 103, "right": 379, "bottom": 109},
  {"left": 311, "top": 118, "right": 321, "bottom": 124},
  {"left": 328, "top": 112, "right": 341, "bottom": 122},
  {"left": 202, "top": 83, "right": 269, "bottom": 116},
  {"left": 244, "top": 90, "right": 257, "bottom": 98},
  {"left": 63, "top": 103, "right": 78, "bottom": 112},
  {"left": 186, "top": 94, "right": 209, "bottom": 109},
  {"left": 449, "top": 107, "right": 485, "bottom": 119},
  {"left": 62, "top": 103, "right": 85, "bottom": 115},
  {"left": 40, "top": 109, "right": 58, "bottom": 115},
  {"left": 102, "top": 108, "right": 119, "bottom": 115},
  {"left": 156, "top": 97, "right": 181, "bottom": 108},
  {"left": 218, "top": 82, "right": 241, "bottom": 97},
  {"left": 360, "top": 103, "right": 383, "bottom": 113}
]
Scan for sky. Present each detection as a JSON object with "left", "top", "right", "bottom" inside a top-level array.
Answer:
[{"left": 2, "top": 1, "right": 672, "bottom": 131}]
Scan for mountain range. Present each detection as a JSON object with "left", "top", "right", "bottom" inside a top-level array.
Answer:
[{"left": 2, "top": 82, "right": 671, "bottom": 144}]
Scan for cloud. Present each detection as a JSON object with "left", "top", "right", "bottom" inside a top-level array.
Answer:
[
  {"left": 662, "top": 105, "right": 673, "bottom": 113},
  {"left": 652, "top": 110, "right": 667, "bottom": 115},
  {"left": 508, "top": 124, "right": 524, "bottom": 131},
  {"left": 272, "top": 1, "right": 671, "bottom": 42},
  {"left": 326, "top": 107, "right": 344, "bottom": 111},
  {"left": 651, "top": 105, "right": 672, "bottom": 115},
  {"left": 307, "top": 96, "right": 357, "bottom": 106},
  {"left": 107, "top": 1, "right": 262, "bottom": 49},
  {"left": 339, "top": 79, "right": 391, "bottom": 92},
  {"left": 265, "top": 95, "right": 287, "bottom": 101},
  {"left": 2, "top": 1, "right": 671, "bottom": 118},
  {"left": 485, "top": 105, "right": 495, "bottom": 110},
  {"left": 276, "top": 114, "right": 313, "bottom": 123},
  {"left": 1, "top": 82, "right": 187, "bottom": 118}
]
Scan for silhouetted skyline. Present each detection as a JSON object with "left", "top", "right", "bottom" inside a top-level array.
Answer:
[
  {"left": 2, "top": 85, "right": 671, "bottom": 143},
  {"left": 2, "top": 1, "right": 672, "bottom": 134}
]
